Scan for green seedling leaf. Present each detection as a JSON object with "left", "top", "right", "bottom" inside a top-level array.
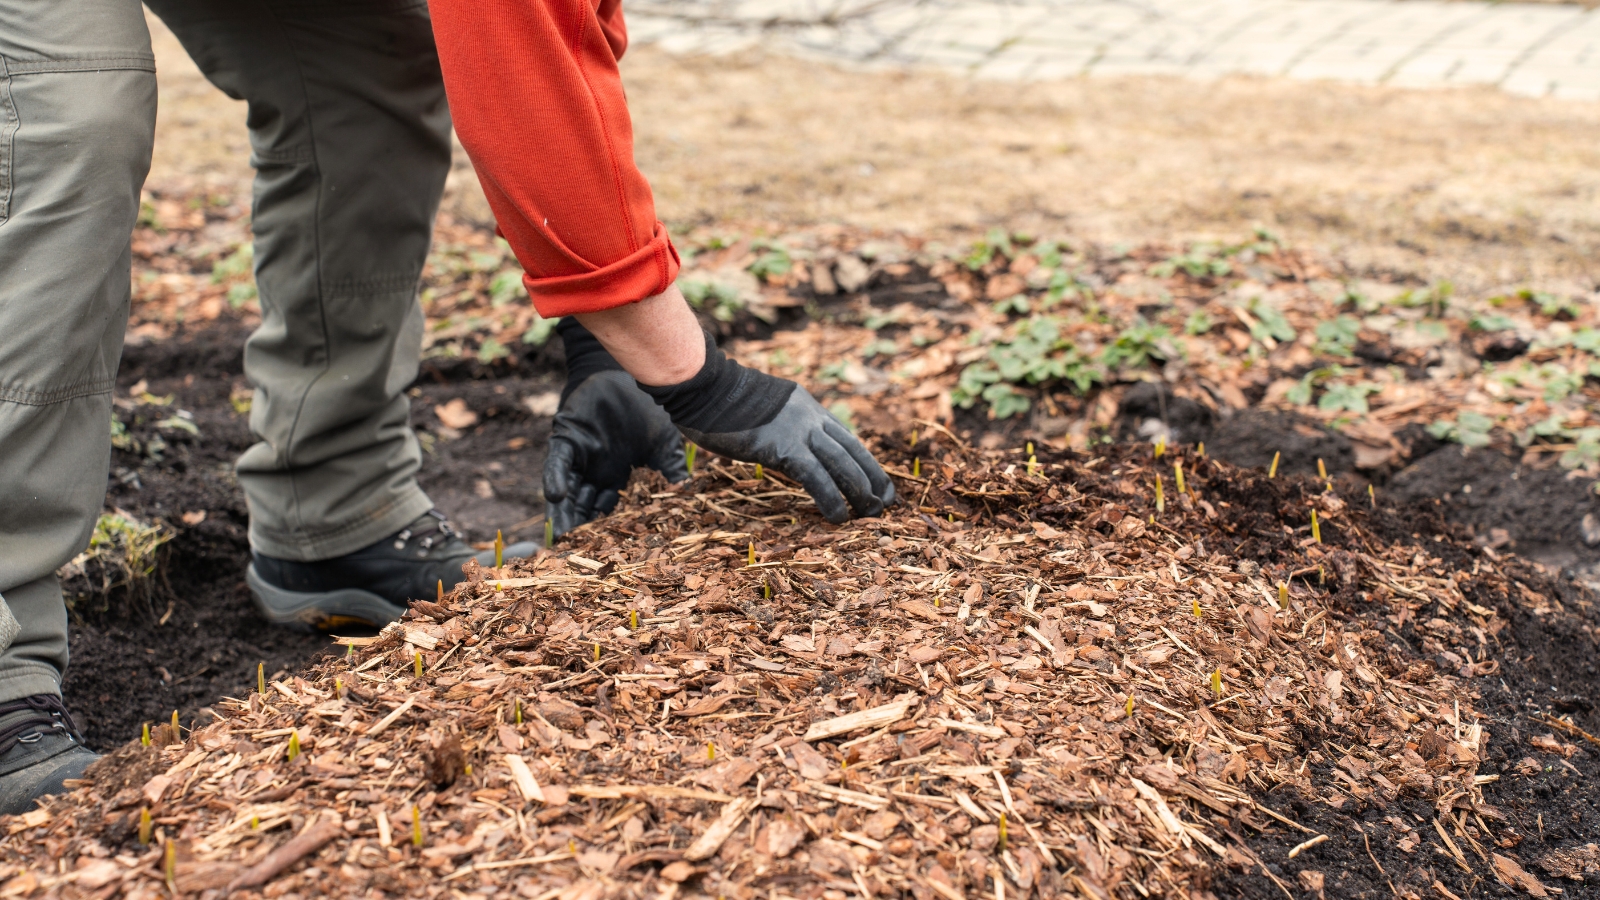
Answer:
[{"left": 1313, "top": 316, "right": 1361, "bottom": 357}]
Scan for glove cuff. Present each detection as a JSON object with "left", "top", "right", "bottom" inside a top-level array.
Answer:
[
  {"left": 557, "top": 318, "right": 627, "bottom": 405},
  {"left": 639, "top": 330, "right": 792, "bottom": 433}
]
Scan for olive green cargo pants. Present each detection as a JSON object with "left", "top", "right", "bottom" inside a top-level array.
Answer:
[{"left": 0, "top": 0, "right": 452, "bottom": 702}]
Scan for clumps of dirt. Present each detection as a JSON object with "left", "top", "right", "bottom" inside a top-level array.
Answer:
[
  {"left": 1388, "top": 445, "right": 1600, "bottom": 585},
  {"left": 10, "top": 440, "right": 1596, "bottom": 900}
]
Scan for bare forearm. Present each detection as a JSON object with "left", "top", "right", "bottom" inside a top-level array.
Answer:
[{"left": 573, "top": 284, "right": 706, "bottom": 386}]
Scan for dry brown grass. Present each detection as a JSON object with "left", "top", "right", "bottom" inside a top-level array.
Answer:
[{"left": 147, "top": 13, "right": 1600, "bottom": 294}]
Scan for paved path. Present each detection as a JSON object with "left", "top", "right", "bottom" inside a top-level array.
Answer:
[{"left": 626, "top": 0, "right": 1600, "bottom": 99}]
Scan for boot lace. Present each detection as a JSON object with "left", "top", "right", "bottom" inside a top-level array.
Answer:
[{"left": 0, "top": 695, "right": 85, "bottom": 758}]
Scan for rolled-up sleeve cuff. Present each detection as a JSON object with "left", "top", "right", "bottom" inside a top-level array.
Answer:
[{"left": 525, "top": 222, "right": 681, "bottom": 317}]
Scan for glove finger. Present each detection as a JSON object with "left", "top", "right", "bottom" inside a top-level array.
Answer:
[
  {"left": 543, "top": 439, "right": 578, "bottom": 503},
  {"left": 546, "top": 498, "right": 584, "bottom": 539},
  {"left": 779, "top": 449, "right": 852, "bottom": 524},
  {"left": 824, "top": 419, "right": 896, "bottom": 506},
  {"left": 595, "top": 489, "right": 622, "bottom": 515},
  {"left": 573, "top": 483, "right": 599, "bottom": 523},
  {"left": 809, "top": 430, "right": 884, "bottom": 519}
]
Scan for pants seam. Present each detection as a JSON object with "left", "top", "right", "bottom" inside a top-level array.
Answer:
[
  {"left": 3, "top": 57, "right": 155, "bottom": 75},
  {"left": 0, "top": 380, "right": 114, "bottom": 406},
  {"left": 0, "top": 666, "right": 62, "bottom": 704}
]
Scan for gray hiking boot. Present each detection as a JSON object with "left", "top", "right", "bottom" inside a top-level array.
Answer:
[
  {"left": 246, "top": 510, "right": 537, "bottom": 631},
  {"left": 0, "top": 695, "right": 96, "bottom": 816}
]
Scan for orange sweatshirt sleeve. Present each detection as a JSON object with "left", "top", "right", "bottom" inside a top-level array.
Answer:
[{"left": 430, "top": 0, "right": 680, "bottom": 317}]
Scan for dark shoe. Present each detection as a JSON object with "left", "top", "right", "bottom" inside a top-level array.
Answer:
[
  {"left": 246, "top": 510, "right": 537, "bottom": 630},
  {"left": 0, "top": 695, "right": 96, "bottom": 816}
]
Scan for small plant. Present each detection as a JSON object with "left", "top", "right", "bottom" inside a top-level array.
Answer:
[
  {"left": 514, "top": 698, "right": 523, "bottom": 725},
  {"left": 685, "top": 441, "right": 697, "bottom": 474},
  {"left": 1102, "top": 319, "right": 1178, "bottom": 371},
  {"left": 998, "top": 813, "right": 1009, "bottom": 852},
  {"left": 489, "top": 269, "right": 525, "bottom": 306},
  {"left": 1150, "top": 246, "right": 1231, "bottom": 280},
  {"left": 747, "top": 240, "right": 792, "bottom": 281},
  {"left": 965, "top": 228, "right": 1014, "bottom": 270},
  {"left": 1247, "top": 298, "right": 1296, "bottom": 344},
  {"left": 861, "top": 338, "right": 898, "bottom": 359},
  {"left": 1269, "top": 451, "right": 1281, "bottom": 478},
  {"left": 138, "top": 809, "right": 152, "bottom": 845},
  {"left": 1278, "top": 583, "right": 1289, "bottom": 610},
  {"left": 1155, "top": 475, "right": 1165, "bottom": 515},
  {"left": 1210, "top": 670, "right": 1223, "bottom": 698},
  {"left": 141, "top": 723, "right": 150, "bottom": 747},
  {"left": 287, "top": 730, "right": 301, "bottom": 762},
  {"left": 1125, "top": 696, "right": 1135, "bottom": 717},
  {"left": 1310, "top": 509, "right": 1322, "bottom": 544},
  {"left": 545, "top": 519, "right": 554, "bottom": 548},
  {"left": 413, "top": 650, "right": 424, "bottom": 678},
  {"left": 1174, "top": 462, "right": 1186, "bottom": 495},
  {"left": 1428, "top": 411, "right": 1494, "bottom": 448},
  {"left": 411, "top": 806, "right": 424, "bottom": 848},
  {"left": 521, "top": 312, "right": 559, "bottom": 347},
  {"left": 680, "top": 279, "right": 747, "bottom": 322},
  {"left": 1184, "top": 310, "right": 1214, "bottom": 336},
  {"left": 494, "top": 530, "right": 504, "bottom": 568},
  {"left": 258, "top": 662, "right": 265, "bottom": 695},
  {"left": 1313, "top": 316, "right": 1361, "bottom": 358},
  {"left": 1469, "top": 312, "right": 1518, "bottom": 333}
]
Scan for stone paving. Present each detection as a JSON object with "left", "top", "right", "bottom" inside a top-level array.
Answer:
[{"left": 625, "top": 0, "right": 1600, "bottom": 99}]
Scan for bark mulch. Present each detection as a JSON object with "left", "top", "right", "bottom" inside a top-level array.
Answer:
[{"left": 7, "top": 437, "right": 1590, "bottom": 900}]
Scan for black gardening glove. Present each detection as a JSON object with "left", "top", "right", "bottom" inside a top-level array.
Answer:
[
  {"left": 545, "top": 321, "right": 689, "bottom": 537},
  {"left": 640, "top": 331, "right": 894, "bottom": 523}
]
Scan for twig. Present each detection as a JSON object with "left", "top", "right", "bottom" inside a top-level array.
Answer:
[{"left": 226, "top": 817, "right": 342, "bottom": 892}]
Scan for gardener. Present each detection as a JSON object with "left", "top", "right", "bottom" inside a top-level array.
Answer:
[{"left": 0, "top": 0, "right": 892, "bottom": 812}]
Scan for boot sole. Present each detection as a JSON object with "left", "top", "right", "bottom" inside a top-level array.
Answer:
[{"left": 246, "top": 564, "right": 408, "bottom": 632}]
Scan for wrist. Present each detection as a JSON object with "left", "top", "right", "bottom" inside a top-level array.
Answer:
[
  {"left": 639, "top": 331, "right": 795, "bottom": 434},
  {"left": 556, "top": 319, "right": 625, "bottom": 404},
  {"left": 573, "top": 284, "right": 706, "bottom": 386}
]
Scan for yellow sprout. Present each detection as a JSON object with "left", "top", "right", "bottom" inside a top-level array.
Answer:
[
  {"left": 1311, "top": 508, "right": 1322, "bottom": 544},
  {"left": 1125, "top": 696, "right": 1135, "bottom": 718},
  {"left": 1174, "top": 462, "right": 1186, "bottom": 495},
  {"left": 287, "top": 730, "right": 301, "bottom": 762},
  {"left": 464, "top": 764, "right": 473, "bottom": 776},
  {"left": 1268, "top": 451, "right": 1280, "bottom": 479},
  {"left": 138, "top": 808, "right": 153, "bottom": 845},
  {"left": 593, "top": 642, "right": 601, "bottom": 662},
  {"left": 411, "top": 806, "right": 423, "bottom": 848},
  {"left": 1191, "top": 599, "right": 1203, "bottom": 618},
  {"left": 1026, "top": 442, "right": 1034, "bottom": 457},
  {"left": 934, "top": 596, "right": 942, "bottom": 608},
  {"left": 747, "top": 542, "right": 756, "bottom": 566},
  {"left": 335, "top": 678, "right": 342, "bottom": 694},
  {"left": 1154, "top": 437, "right": 1166, "bottom": 459},
  {"left": 762, "top": 581, "right": 772, "bottom": 600},
  {"left": 909, "top": 429, "right": 918, "bottom": 447},
  {"left": 912, "top": 457, "right": 921, "bottom": 478},
  {"left": 1197, "top": 442, "right": 1206, "bottom": 458},
  {"left": 346, "top": 643, "right": 354, "bottom": 658},
  {"left": 165, "top": 839, "right": 176, "bottom": 889},
  {"left": 1317, "top": 458, "right": 1328, "bottom": 481},
  {"left": 998, "top": 813, "right": 1009, "bottom": 851},
  {"left": 171, "top": 710, "right": 180, "bottom": 738},
  {"left": 754, "top": 463, "right": 764, "bottom": 480},
  {"left": 1368, "top": 484, "right": 1376, "bottom": 507},
  {"left": 494, "top": 530, "right": 504, "bottom": 568},
  {"left": 685, "top": 441, "right": 697, "bottom": 474},
  {"left": 250, "top": 815, "right": 259, "bottom": 830},
  {"left": 1211, "top": 669, "right": 1223, "bottom": 697},
  {"left": 630, "top": 610, "right": 639, "bottom": 630},
  {"left": 514, "top": 698, "right": 523, "bottom": 725},
  {"left": 1155, "top": 474, "right": 1165, "bottom": 515},
  {"left": 545, "top": 518, "right": 554, "bottom": 548},
  {"left": 707, "top": 742, "right": 716, "bottom": 762},
  {"left": 413, "top": 650, "right": 424, "bottom": 677},
  {"left": 258, "top": 661, "right": 265, "bottom": 696},
  {"left": 1027, "top": 455, "right": 1039, "bottom": 476},
  {"left": 1319, "top": 565, "right": 1326, "bottom": 585},
  {"left": 1278, "top": 582, "right": 1289, "bottom": 610},
  {"left": 141, "top": 723, "right": 150, "bottom": 747},
  {"left": 438, "top": 579, "right": 445, "bottom": 603}
]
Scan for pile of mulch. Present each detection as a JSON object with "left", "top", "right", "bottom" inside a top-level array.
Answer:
[{"left": 7, "top": 437, "right": 1595, "bottom": 899}]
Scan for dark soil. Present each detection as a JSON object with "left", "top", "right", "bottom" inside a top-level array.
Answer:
[
  {"left": 1201, "top": 478, "right": 1600, "bottom": 900},
  {"left": 62, "top": 320, "right": 563, "bottom": 750},
  {"left": 1389, "top": 445, "right": 1600, "bottom": 584}
]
